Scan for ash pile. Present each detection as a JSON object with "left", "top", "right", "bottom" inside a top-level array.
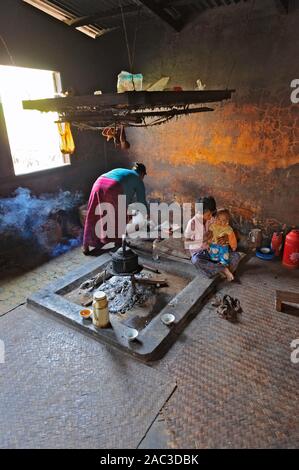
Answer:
[{"left": 97, "top": 274, "right": 154, "bottom": 314}]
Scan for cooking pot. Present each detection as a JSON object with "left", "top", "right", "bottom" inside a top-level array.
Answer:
[{"left": 111, "top": 236, "right": 141, "bottom": 275}]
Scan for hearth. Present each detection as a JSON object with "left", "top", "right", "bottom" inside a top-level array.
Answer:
[{"left": 28, "top": 252, "right": 217, "bottom": 362}]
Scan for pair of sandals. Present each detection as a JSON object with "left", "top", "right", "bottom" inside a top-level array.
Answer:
[{"left": 212, "top": 294, "right": 243, "bottom": 323}]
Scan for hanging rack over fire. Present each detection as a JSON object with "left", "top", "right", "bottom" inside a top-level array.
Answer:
[
  {"left": 22, "top": 89, "right": 235, "bottom": 130},
  {"left": 22, "top": 0, "right": 235, "bottom": 130}
]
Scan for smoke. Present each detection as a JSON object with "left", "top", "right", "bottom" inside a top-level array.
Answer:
[
  {"left": 51, "top": 238, "right": 82, "bottom": 257},
  {"left": 0, "top": 187, "right": 83, "bottom": 257}
]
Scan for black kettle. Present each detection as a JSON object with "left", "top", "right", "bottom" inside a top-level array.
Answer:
[{"left": 111, "top": 235, "right": 140, "bottom": 275}]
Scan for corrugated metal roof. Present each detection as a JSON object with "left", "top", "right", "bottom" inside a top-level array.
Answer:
[
  {"left": 23, "top": 1, "right": 251, "bottom": 37},
  {"left": 50, "top": 0, "right": 149, "bottom": 30},
  {"left": 51, "top": 0, "right": 140, "bottom": 17}
]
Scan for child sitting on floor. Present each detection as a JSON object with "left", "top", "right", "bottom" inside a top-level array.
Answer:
[{"left": 208, "top": 209, "right": 237, "bottom": 280}]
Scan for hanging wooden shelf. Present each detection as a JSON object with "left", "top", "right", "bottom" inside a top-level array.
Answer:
[{"left": 23, "top": 90, "right": 235, "bottom": 128}]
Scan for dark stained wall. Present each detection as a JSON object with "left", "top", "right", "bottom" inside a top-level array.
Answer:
[
  {"left": 1, "top": 0, "right": 298, "bottom": 234},
  {"left": 0, "top": 0, "right": 130, "bottom": 198},
  {"left": 124, "top": 0, "right": 299, "bottom": 232}
]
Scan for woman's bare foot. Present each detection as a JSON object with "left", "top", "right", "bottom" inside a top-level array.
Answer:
[
  {"left": 82, "top": 246, "right": 90, "bottom": 256},
  {"left": 223, "top": 267, "right": 234, "bottom": 282},
  {"left": 88, "top": 246, "right": 106, "bottom": 256}
]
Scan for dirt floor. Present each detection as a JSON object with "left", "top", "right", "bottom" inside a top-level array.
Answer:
[{"left": 0, "top": 248, "right": 298, "bottom": 448}]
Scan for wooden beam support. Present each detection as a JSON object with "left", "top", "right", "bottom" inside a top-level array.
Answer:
[
  {"left": 138, "top": 0, "right": 185, "bottom": 31},
  {"left": 23, "top": 90, "right": 235, "bottom": 113}
]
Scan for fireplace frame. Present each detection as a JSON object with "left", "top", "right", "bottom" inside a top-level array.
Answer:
[{"left": 27, "top": 253, "right": 217, "bottom": 362}]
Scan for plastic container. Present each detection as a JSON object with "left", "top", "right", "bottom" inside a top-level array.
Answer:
[
  {"left": 117, "top": 71, "right": 143, "bottom": 93},
  {"left": 271, "top": 232, "right": 283, "bottom": 257},
  {"left": 282, "top": 229, "right": 299, "bottom": 269},
  {"left": 133, "top": 73, "right": 143, "bottom": 92}
]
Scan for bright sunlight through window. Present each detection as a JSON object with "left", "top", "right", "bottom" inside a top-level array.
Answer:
[{"left": 0, "top": 65, "right": 69, "bottom": 175}]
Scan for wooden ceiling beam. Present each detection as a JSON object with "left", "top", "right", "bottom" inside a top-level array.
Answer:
[{"left": 138, "top": 0, "right": 185, "bottom": 31}]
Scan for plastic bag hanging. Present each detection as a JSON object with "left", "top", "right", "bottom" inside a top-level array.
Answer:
[
  {"left": 57, "top": 122, "right": 75, "bottom": 154},
  {"left": 117, "top": 71, "right": 143, "bottom": 93}
]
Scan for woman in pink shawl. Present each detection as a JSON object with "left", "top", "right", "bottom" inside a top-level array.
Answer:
[{"left": 83, "top": 163, "right": 148, "bottom": 255}]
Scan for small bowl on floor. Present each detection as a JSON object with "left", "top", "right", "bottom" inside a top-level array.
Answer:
[
  {"left": 125, "top": 328, "right": 139, "bottom": 341},
  {"left": 79, "top": 308, "right": 93, "bottom": 319},
  {"left": 255, "top": 247, "right": 275, "bottom": 261},
  {"left": 161, "top": 313, "right": 175, "bottom": 325}
]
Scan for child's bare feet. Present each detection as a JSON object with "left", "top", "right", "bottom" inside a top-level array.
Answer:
[{"left": 223, "top": 267, "right": 234, "bottom": 282}]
